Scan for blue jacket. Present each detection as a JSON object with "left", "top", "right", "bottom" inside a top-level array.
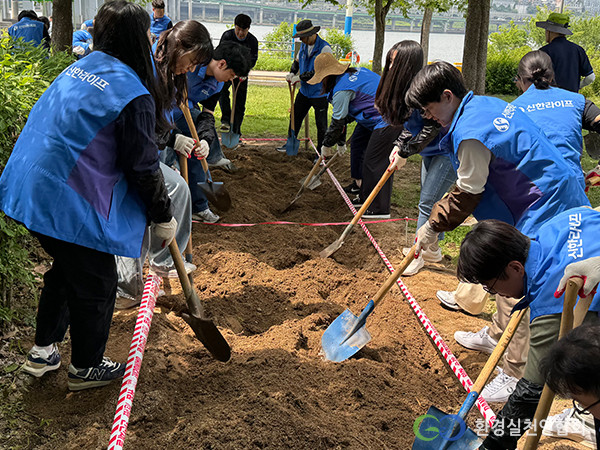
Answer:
[
  {"left": 72, "top": 29, "right": 93, "bottom": 59},
  {"left": 0, "top": 51, "right": 151, "bottom": 257},
  {"left": 517, "top": 207, "right": 600, "bottom": 321},
  {"left": 443, "top": 92, "right": 589, "bottom": 236},
  {"left": 150, "top": 14, "right": 172, "bottom": 39},
  {"left": 8, "top": 17, "right": 45, "bottom": 46},
  {"left": 172, "top": 65, "right": 223, "bottom": 122},
  {"left": 298, "top": 35, "right": 330, "bottom": 98},
  {"left": 330, "top": 68, "right": 387, "bottom": 131},
  {"left": 404, "top": 110, "right": 448, "bottom": 158},
  {"left": 512, "top": 85, "right": 586, "bottom": 188}
]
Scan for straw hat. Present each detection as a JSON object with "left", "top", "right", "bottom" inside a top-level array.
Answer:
[
  {"left": 307, "top": 53, "right": 350, "bottom": 85},
  {"left": 292, "top": 20, "right": 320, "bottom": 38},
  {"left": 536, "top": 12, "right": 573, "bottom": 36}
]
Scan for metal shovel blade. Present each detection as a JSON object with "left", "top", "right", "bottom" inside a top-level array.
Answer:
[
  {"left": 221, "top": 131, "right": 240, "bottom": 149},
  {"left": 300, "top": 174, "right": 322, "bottom": 190},
  {"left": 319, "top": 237, "right": 344, "bottom": 258},
  {"left": 181, "top": 312, "right": 231, "bottom": 362},
  {"left": 321, "top": 300, "right": 374, "bottom": 362},
  {"left": 412, "top": 406, "right": 481, "bottom": 450},
  {"left": 285, "top": 130, "right": 300, "bottom": 156},
  {"left": 198, "top": 181, "right": 231, "bottom": 212}
]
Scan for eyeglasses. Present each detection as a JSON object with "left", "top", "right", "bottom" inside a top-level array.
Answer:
[
  {"left": 573, "top": 398, "right": 600, "bottom": 415},
  {"left": 482, "top": 273, "right": 503, "bottom": 295},
  {"left": 513, "top": 76, "right": 519, "bottom": 84}
]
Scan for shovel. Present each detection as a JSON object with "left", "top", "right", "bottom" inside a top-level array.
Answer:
[
  {"left": 522, "top": 277, "right": 588, "bottom": 450},
  {"left": 284, "top": 82, "right": 300, "bottom": 156},
  {"left": 177, "top": 154, "right": 194, "bottom": 266},
  {"left": 321, "top": 245, "right": 416, "bottom": 362},
  {"left": 320, "top": 163, "right": 395, "bottom": 258},
  {"left": 221, "top": 79, "right": 241, "bottom": 149},
  {"left": 412, "top": 307, "right": 528, "bottom": 450},
  {"left": 281, "top": 154, "right": 324, "bottom": 213},
  {"left": 168, "top": 239, "right": 231, "bottom": 362},
  {"left": 180, "top": 101, "right": 232, "bottom": 212},
  {"left": 302, "top": 152, "right": 339, "bottom": 190}
]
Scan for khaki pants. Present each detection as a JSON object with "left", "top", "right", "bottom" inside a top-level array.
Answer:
[{"left": 455, "top": 282, "right": 530, "bottom": 379}]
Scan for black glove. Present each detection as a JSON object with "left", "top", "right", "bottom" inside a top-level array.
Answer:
[
  {"left": 299, "top": 71, "right": 315, "bottom": 82},
  {"left": 395, "top": 119, "right": 441, "bottom": 158},
  {"left": 194, "top": 111, "right": 216, "bottom": 146},
  {"left": 323, "top": 118, "right": 346, "bottom": 148},
  {"left": 290, "top": 60, "right": 299, "bottom": 75}
]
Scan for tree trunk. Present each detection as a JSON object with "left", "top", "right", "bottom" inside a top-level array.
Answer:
[
  {"left": 372, "top": 0, "right": 385, "bottom": 74},
  {"left": 420, "top": 7, "right": 433, "bottom": 66},
  {"left": 52, "top": 0, "right": 73, "bottom": 53},
  {"left": 461, "top": 0, "right": 490, "bottom": 94}
]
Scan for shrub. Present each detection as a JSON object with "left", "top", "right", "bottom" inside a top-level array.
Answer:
[
  {"left": 323, "top": 28, "right": 355, "bottom": 60},
  {"left": 254, "top": 55, "right": 293, "bottom": 72},
  {"left": 486, "top": 46, "right": 530, "bottom": 95}
]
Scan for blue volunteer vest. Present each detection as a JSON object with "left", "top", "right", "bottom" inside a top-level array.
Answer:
[
  {"left": 172, "top": 65, "right": 224, "bottom": 122},
  {"left": 8, "top": 17, "right": 45, "bottom": 46},
  {"left": 512, "top": 85, "right": 585, "bottom": 188},
  {"left": 443, "top": 92, "right": 589, "bottom": 236},
  {"left": 72, "top": 29, "right": 93, "bottom": 59},
  {"left": 330, "top": 68, "right": 387, "bottom": 131},
  {"left": 518, "top": 207, "right": 600, "bottom": 321},
  {"left": 298, "top": 35, "right": 330, "bottom": 99},
  {"left": 150, "top": 14, "right": 171, "bottom": 38},
  {"left": 0, "top": 51, "right": 151, "bottom": 257}
]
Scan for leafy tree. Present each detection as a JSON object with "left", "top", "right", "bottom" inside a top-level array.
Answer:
[
  {"left": 462, "top": 0, "right": 490, "bottom": 94},
  {"left": 488, "top": 21, "right": 528, "bottom": 52}
]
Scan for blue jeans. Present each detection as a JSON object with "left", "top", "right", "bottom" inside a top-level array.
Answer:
[{"left": 416, "top": 154, "right": 457, "bottom": 241}]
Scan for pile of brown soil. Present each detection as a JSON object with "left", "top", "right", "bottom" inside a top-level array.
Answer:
[{"left": 8, "top": 142, "right": 585, "bottom": 449}]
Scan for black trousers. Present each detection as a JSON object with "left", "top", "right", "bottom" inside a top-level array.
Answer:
[
  {"left": 357, "top": 125, "right": 403, "bottom": 215},
  {"left": 219, "top": 78, "right": 248, "bottom": 135},
  {"left": 289, "top": 91, "right": 329, "bottom": 150},
  {"left": 33, "top": 232, "right": 117, "bottom": 368}
]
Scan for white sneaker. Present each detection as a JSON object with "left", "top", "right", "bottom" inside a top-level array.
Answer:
[
  {"left": 542, "top": 407, "right": 597, "bottom": 448},
  {"left": 115, "top": 289, "right": 166, "bottom": 310},
  {"left": 437, "top": 290, "right": 461, "bottom": 310},
  {"left": 454, "top": 326, "right": 498, "bottom": 354},
  {"left": 151, "top": 261, "right": 197, "bottom": 279},
  {"left": 480, "top": 368, "right": 518, "bottom": 403},
  {"left": 403, "top": 254, "right": 425, "bottom": 276},
  {"left": 192, "top": 208, "right": 220, "bottom": 223},
  {"left": 402, "top": 246, "right": 443, "bottom": 263}
]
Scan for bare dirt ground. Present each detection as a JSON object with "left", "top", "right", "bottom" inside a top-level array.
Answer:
[{"left": 1, "top": 142, "right": 587, "bottom": 449}]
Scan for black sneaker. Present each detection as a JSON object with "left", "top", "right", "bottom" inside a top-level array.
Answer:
[
  {"left": 23, "top": 344, "right": 61, "bottom": 377},
  {"left": 344, "top": 181, "right": 360, "bottom": 195},
  {"left": 351, "top": 195, "right": 364, "bottom": 208},
  {"left": 362, "top": 210, "right": 391, "bottom": 219},
  {"left": 220, "top": 123, "right": 230, "bottom": 132},
  {"left": 276, "top": 145, "right": 287, "bottom": 153},
  {"left": 67, "top": 357, "right": 126, "bottom": 391}
]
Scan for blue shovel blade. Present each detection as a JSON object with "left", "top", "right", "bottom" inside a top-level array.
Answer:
[
  {"left": 321, "top": 308, "right": 372, "bottom": 362},
  {"left": 285, "top": 130, "right": 300, "bottom": 156},
  {"left": 412, "top": 406, "right": 482, "bottom": 450},
  {"left": 222, "top": 131, "right": 240, "bottom": 149}
]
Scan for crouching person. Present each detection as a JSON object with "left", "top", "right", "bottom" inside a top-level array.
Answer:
[{"left": 456, "top": 211, "right": 600, "bottom": 449}]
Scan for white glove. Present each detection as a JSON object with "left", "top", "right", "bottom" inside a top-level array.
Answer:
[
  {"left": 388, "top": 145, "right": 407, "bottom": 172},
  {"left": 555, "top": 256, "right": 600, "bottom": 298},
  {"left": 193, "top": 139, "right": 209, "bottom": 159},
  {"left": 414, "top": 221, "right": 439, "bottom": 257},
  {"left": 321, "top": 145, "right": 336, "bottom": 158},
  {"left": 151, "top": 216, "right": 177, "bottom": 248},
  {"left": 73, "top": 46, "right": 85, "bottom": 56},
  {"left": 88, "top": 43, "right": 93, "bottom": 51},
  {"left": 174, "top": 134, "right": 196, "bottom": 157},
  {"left": 285, "top": 72, "right": 301, "bottom": 86},
  {"left": 337, "top": 144, "right": 347, "bottom": 156}
]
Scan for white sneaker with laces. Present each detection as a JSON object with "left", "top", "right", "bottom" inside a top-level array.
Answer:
[
  {"left": 454, "top": 326, "right": 499, "bottom": 354},
  {"left": 402, "top": 246, "right": 443, "bottom": 263},
  {"left": 437, "top": 290, "right": 461, "bottom": 310},
  {"left": 403, "top": 254, "right": 425, "bottom": 276},
  {"left": 208, "top": 157, "right": 232, "bottom": 168},
  {"left": 542, "top": 407, "right": 597, "bottom": 448},
  {"left": 480, "top": 367, "right": 518, "bottom": 403},
  {"left": 151, "top": 261, "right": 197, "bottom": 279},
  {"left": 192, "top": 208, "right": 220, "bottom": 223}
]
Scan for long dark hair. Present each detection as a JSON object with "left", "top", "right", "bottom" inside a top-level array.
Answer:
[
  {"left": 321, "top": 67, "right": 357, "bottom": 95},
  {"left": 154, "top": 20, "right": 213, "bottom": 113},
  {"left": 94, "top": 0, "right": 172, "bottom": 133},
  {"left": 375, "top": 40, "right": 424, "bottom": 126},
  {"left": 517, "top": 50, "right": 555, "bottom": 90}
]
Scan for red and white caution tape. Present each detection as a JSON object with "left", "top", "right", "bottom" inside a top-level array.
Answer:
[
  {"left": 313, "top": 140, "right": 497, "bottom": 427},
  {"left": 108, "top": 274, "right": 161, "bottom": 450},
  {"left": 192, "top": 218, "right": 416, "bottom": 227}
]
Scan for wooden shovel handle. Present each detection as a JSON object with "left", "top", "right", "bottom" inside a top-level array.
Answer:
[
  {"left": 179, "top": 98, "right": 210, "bottom": 174},
  {"left": 586, "top": 175, "right": 600, "bottom": 187},
  {"left": 372, "top": 245, "right": 416, "bottom": 308},
  {"left": 230, "top": 80, "right": 239, "bottom": 125},
  {"left": 350, "top": 164, "right": 395, "bottom": 227},
  {"left": 301, "top": 155, "right": 324, "bottom": 189},
  {"left": 523, "top": 277, "right": 584, "bottom": 450},
  {"left": 177, "top": 153, "right": 193, "bottom": 259},
  {"left": 289, "top": 82, "right": 296, "bottom": 133},
  {"left": 168, "top": 239, "right": 201, "bottom": 316}
]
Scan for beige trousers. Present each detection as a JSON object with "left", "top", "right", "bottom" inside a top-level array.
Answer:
[{"left": 454, "top": 282, "right": 530, "bottom": 379}]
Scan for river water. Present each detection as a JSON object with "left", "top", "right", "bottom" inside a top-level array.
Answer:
[{"left": 202, "top": 22, "right": 466, "bottom": 65}]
